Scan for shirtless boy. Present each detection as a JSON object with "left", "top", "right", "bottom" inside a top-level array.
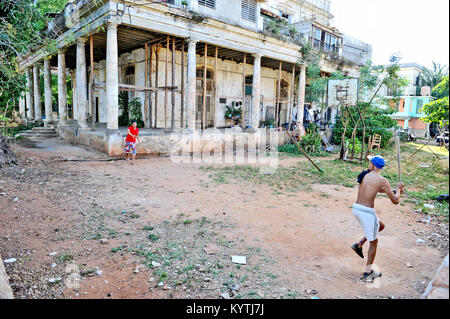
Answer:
[{"left": 351, "top": 155, "right": 404, "bottom": 282}]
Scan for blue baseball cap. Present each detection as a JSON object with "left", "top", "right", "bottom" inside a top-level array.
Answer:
[{"left": 368, "top": 155, "right": 386, "bottom": 169}]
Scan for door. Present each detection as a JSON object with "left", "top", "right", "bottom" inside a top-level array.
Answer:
[{"left": 196, "top": 67, "right": 214, "bottom": 128}]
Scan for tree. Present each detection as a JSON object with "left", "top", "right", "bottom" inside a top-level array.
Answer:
[
  {"left": 0, "top": 0, "right": 68, "bottom": 118},
  {"left": 0, "top": 0, "right": 67, "bottom": 163},
  {"left": 419, "top": 61, "right": 449, "bottom": 91},
  {"left": 420, "top": 76, "right": 449, "bottom": 128}
]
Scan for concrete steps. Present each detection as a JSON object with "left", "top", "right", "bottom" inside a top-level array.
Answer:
[{"left": 18, "top": 126, "right": 58, "bottom": 138}]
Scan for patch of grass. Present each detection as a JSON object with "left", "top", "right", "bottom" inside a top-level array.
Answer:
[
  {"left": 182, "top": 265, "right": 196, "bottom": 273},
  {"left": 148, "top": 234, "right": 160, "bottom": 242},
  {"left": 108, "top": 229, "right": 118, "bottom": 239},
  {"left": 58, "top": 253, "right": 74, "bottom": 262},
  {"left": 92, "top": 233, "right": 102, "bottom": 240},
  {"left": 129, "top": 213, "right": 140, "bottom": 219},
  {"left": 111, "top": 246, "right": 124, "bottom": 253},
  {"left": 265, "top": 272, "right": 277, "bottom": 279},
  {"left": 143, "top": 226, "right": 154, "bottom": 231},
  {"left": 154, "top": 269, "right": 168, "bottom": 282},
  {"left": 183, "top": 219, "right": 193, "bottom": 225}
]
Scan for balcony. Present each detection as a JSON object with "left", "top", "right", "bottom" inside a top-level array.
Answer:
[
  {"left": 311, "top": 38, "right": 339, "bottom": 54},
  {"left": 262, "top": 17, "right": 304, "bottom": 46}
]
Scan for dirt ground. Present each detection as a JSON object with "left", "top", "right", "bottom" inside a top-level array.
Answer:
[{"left": 0, "top": 137, "right": 448, "bottom": 299}]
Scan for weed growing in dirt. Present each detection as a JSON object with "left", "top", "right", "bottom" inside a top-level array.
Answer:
[
  {"left": 111, "top": 246, "right": 124, "bottom": 253},
  {"left": 148, "top": 234, "right": 160, "bottom": 242},
  {"left": 58, "top": 253, "right": 74, "bottom": 262}
]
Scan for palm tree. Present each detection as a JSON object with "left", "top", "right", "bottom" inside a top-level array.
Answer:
[{"left": 419, "top": 62, "right": 449, "bottom": 90}]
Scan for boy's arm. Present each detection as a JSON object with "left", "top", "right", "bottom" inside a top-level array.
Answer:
[{"left": 381, "top": 178, "right": 404, "bottom": 205}]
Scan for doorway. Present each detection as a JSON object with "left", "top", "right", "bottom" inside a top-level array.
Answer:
[{"left": 196, "top": 67, "right": 214, "bottom": 128}]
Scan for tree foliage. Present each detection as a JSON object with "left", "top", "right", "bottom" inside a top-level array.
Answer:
[
  {"left": 419, "top": 62, "right": 449, "bottom": 91},
  {"left": 0, "top": 0, "right": 68, "bottom": 117},
  {"left": 333, "top": 103, "right": 398, "bottom": 148},
  {"left": 420, "top": 76, "right": 449, "bottom": 127}
]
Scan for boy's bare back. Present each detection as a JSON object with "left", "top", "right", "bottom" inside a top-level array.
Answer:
[{"left": 357, "top": 172, "right": 399, "bottom": 208}]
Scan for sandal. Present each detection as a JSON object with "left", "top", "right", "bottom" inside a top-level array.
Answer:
[{"left": 351, "top": 243, "right": 364, "bottom": 259}]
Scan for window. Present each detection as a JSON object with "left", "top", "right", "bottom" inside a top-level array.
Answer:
[
  {"left": 330, "top": 36, "right": 337, "bottom": 52},
  {"left": 416, "top": 100, "right": 423, "bottom": 113},
  {"left": 323, "top": 33, "right": 338, "bottom": 52},
  {"left": 241, "top": 0, "right": 257, "bottom": 22},
  {"left": 245, "top": 75, "right": 253, "bottom": 96},
  {"left": 125, "top": 65, "right": 135, "bottom": 100},
  {"left": 199, "top": 0, "right": 215, "bottom": 9},
  {"left": 324, "top": 34, "right": 331, "bottom": 52},
  {"left": 313, "top": 28, "right": 322, "bottom": 49}
]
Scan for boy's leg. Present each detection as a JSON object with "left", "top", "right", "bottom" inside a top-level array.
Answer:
[
  {"left": 357, "top": 222, "right": 384, "bottom": 249},
  {"left": 365, "top": 239, "right": 378, "bottom": 274},
  {"left": 358, "top": 237, "right": 367, "bottom": 248},
  {"left": 131, "top": 143, "right": 136, "bottom": 165}
]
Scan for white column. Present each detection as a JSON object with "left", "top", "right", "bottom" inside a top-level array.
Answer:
[
  {"left": 26, "top": 67, "right": 34, "bottom": 120},
  {"left": 106, "top": 22, "right": 119, "bottom": 131},
  {"left": 19, "top": 94, "right": 26, "bottom": 124},
  {"left": 298, "top": 63, "right": 306, "bottom": 127},
  {"left": 72, "top": 71, "right": 77, "bottom": 120},
  {"left": 76, "top": 37, "right": 89, "bottom": 129},
  {"left": 33, "top": 64, "right": 42, "bottom": 121},
  {"left": 44, "top": 58, "right": 53, "bottom": 126},
  {"left": 251, "top": 53, "right": 262, "bottom": 129},
  {"left": 186, "top": 38, "right": 198, "bottom": 129},
  {"left": 58, "top": 49, "right": 68, "bottom": 126}
]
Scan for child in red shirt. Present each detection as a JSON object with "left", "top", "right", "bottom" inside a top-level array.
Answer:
[{"left": 124, "top": 120, "right": 141, "bottom": 165}]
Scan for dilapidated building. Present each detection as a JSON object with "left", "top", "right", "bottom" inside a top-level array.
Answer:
[{"left": 18, "top": 0, "right": 371, "bottom": 156}]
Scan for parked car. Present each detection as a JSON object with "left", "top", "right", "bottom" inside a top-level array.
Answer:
[{"left": 436, "top": 130, "right": 449, "bottom": 147}]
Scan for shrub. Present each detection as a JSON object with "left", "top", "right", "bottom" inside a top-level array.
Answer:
[{"left": 333, "top": 103, "right": 397, "bottom": 149}]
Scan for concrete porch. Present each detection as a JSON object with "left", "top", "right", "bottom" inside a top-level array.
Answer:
[{"left": 57, "top": 123, "right": 290, "bottom": 157}]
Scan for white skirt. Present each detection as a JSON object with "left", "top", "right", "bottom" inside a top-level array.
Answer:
[{"left": 353, "top": 203, "right": 380, "bottom": 242}]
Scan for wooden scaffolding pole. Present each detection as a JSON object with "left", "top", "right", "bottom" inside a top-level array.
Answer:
[
  {"left": 165, "top": 36, "right": 170, "bottom": 131},
  {"left": 155, "top": 45, "right": 160, "bottom": 128},
  {"left": 276, "top": 61, "right": 282, "bottom": 128},
  {"left": 171, "top": 37, "right": 176, "bottom": 131},
  {"left": 90, "top": 35, "right": 95, "bottom": 130},
  {"left": 289, "top": 64, "right": 295, "bottom": 126},
  {"left": 202, "top": 43, "right": 208, "bottom": 130},
  {"left": 214, "top": 46, "right": 218, "bottom": 129},
  {"left": 181, "top": 40, "right": 185, "bottom": 128},
  {"left": 242, "top": 52, "right": 246, "bottom": 130},
  {"left": 149, "top": 44, "right": 153, "bottom": 128},
  {"left": 144, "top": 42, "right": 149, "bottom": 128}
]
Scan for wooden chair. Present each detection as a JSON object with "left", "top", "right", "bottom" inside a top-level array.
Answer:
[{"left": 370, "top": 134, "right": 382, "bottom": 151}]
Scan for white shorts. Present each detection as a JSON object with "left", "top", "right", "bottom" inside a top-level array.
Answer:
[{"left": 353, "top": 203, "right": 380, "bottom": 242}]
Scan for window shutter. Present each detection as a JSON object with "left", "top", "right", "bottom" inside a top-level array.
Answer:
[
  {"left": 241, "top": 0, "right": 257, "bottom": 22},
  {"left": 198, "top": 0, "right": 215, "bottom": 9}
]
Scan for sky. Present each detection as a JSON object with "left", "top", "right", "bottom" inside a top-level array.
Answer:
[{"left": 330, "top": 0, "right": 449, "bottom": 69}]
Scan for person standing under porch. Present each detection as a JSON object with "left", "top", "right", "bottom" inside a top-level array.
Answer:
[{"left": 124, "top": 120, "right": 141, "bottom": 165}]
